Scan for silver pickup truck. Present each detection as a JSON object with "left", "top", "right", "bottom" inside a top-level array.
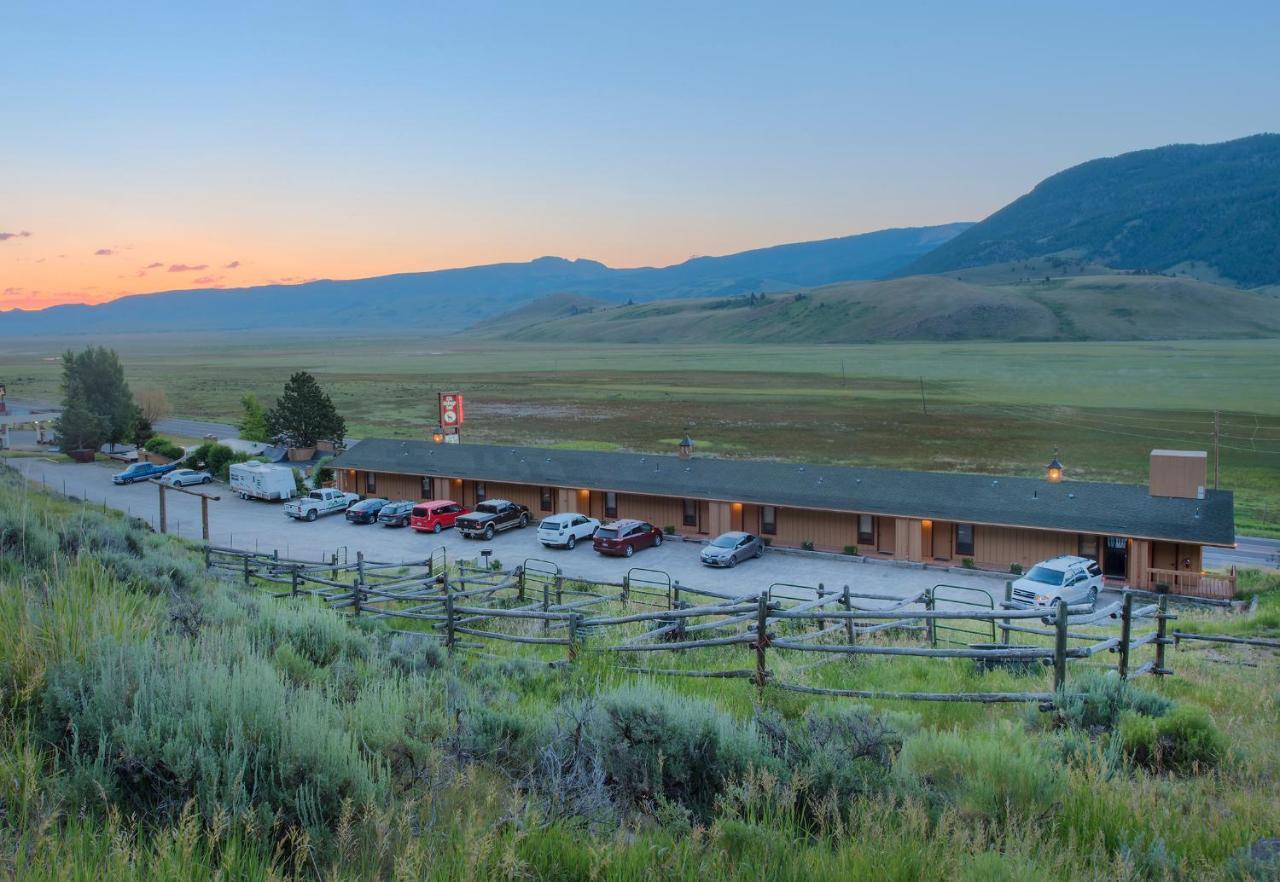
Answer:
[{"left": 283, "top": 488, "right": 360, "bottom": 522}]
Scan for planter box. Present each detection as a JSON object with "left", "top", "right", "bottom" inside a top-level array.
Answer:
[
  {"left": 287, "top": 446, "right": 316, "bottom": 462},
  {"left": 142, "top": 451, "right": 177, "bottom": 465},
  {"left": 69, "top": 449, "right": 97, "bottom": 463}
]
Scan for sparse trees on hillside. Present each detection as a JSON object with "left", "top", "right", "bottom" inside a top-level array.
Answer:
[{"left": 264, "top": 372, "right": 345, "bottom": 449}]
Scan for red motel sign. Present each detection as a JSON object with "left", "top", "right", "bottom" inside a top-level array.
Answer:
[{"left": 439, "top": 392, "right": 464, "bottom": 428}]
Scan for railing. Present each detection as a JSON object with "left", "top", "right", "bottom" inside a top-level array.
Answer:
[{"left": 1145, "top": 567, "right": 1236, "bottom": 600}]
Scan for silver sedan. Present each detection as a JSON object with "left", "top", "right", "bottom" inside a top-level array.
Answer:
[
  {"left": 161, "top": 468, "right": 213, "bottom": 487},
  {"left": 700, "top": 531, "right": 765, "bottom": 567}
]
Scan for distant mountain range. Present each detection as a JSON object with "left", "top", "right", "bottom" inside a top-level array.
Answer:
[
  {"left": 4, "top": 133, "right": 1277, "bottom": 340},
  {"left": 472, "top": 270, "right": 1280, "bottom": 344},
  {"left": 0, "top": 224, "right": 970, "bottom": 336},
  {"left": 902, "top": 134, "right": 1280, "bottom": 286}
]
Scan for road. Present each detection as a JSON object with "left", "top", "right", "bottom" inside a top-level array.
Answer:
[
  {"left": 1206, "top": 536, "right": 1280, "bottom": 570},
  {"left": 5, "top": 398, "right": 235, "bottom": 440},
  {"left": 6, "top": 456, "right": 1013, "bottom": 602}
]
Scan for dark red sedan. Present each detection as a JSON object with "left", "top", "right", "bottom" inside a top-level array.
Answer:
[{"left": 592, "top": 519, "right": 664, "bottom": 558}]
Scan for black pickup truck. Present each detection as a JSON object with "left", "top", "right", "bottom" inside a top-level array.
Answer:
[{"left": 455, "top": 499, "right": 530, "bottom": 539}]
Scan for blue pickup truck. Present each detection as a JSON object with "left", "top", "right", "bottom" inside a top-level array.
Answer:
[{"left": 112, "top": 461, "right": 178, "bottom": 485}]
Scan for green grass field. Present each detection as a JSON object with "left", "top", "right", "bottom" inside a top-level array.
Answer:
[{"left": 3, "top": 334, "right": 1278, "bottom": 535}]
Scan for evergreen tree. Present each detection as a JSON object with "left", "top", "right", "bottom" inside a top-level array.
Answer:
[
  {"left": 54, "top": 394, "right": 107, "bottom": 452},
  {"left": 238, "top": 393, "right": 270, "bottom": 442},
  {"left": 59, "top": 347, "right": 137, "bottom": 449},
  {"left": 264, "top": 372, "right": 346, "bottom": 448}
]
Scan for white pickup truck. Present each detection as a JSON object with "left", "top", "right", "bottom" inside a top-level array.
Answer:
[{"left": 284, "top": 488, "right": 359, "bottom": 522}]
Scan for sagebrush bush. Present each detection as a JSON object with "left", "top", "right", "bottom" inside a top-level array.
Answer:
[
  {"left": 1117, "top": 704, "right": 1226, "bottom": 773},
  {"left": 585, "top": 684, "right": 772, "bottom": 819},
  {"left": 895, "top": 725, "right": 1065, "bottom": 825},
  {"left": 42, "top": 637, "right": 384, "bottom": 833},
  {"left": 1053, "top": 670, "right": 1172, "bottom": 733}
]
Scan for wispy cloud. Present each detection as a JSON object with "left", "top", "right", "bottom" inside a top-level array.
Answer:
[
  {"left": 144, "top": 261, "right": 164, "bottom": 269},
  {"left": 0, "top": 231, "right": 33, "bottom": 241},
  {"left": 193, "top": 275, "right": 223, "bottom": 285},
  {"left": 224, "top": 260, "right": 241, "bottom": 269},
  {"left": 168, "top": 263, "right": 209, "bottom": 272},
  {"left": 94, "top": 248, "right": 116, "bottom": 256}
]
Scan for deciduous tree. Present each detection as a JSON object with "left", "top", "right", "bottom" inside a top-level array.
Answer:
[{"left": 238, "top": 393, "right": 270, "bottom": 443}]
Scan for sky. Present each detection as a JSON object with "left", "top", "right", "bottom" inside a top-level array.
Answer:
[{"left": 2, "top": 1, "right": 1278, "bottom": 312}]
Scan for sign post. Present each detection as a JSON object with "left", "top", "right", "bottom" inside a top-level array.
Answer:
[{"left": 438, "top": 392, "right": 464, "bottom": 443}]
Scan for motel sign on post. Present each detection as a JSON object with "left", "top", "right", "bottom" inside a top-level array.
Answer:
[{"left": 439, "top": 392, "right": 464, "bottom": 442}]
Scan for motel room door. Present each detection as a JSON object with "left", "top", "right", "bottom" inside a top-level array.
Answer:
[{"left": 1103, "top": 536, "right": 1129, "bottom": 580}]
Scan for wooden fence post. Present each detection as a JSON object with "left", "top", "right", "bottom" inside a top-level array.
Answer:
[
  {"left": 242, "top": 553, "right": 251, "bottom": 586},
  {"left": 1155, "top": 588, "right": 1169, "bottom": 676},
  {"left": 203, "top": 544, "right": 211, "bottom": 569},
  {"left": 1118, "top": 592, "right": 1134, "bottom": 680},
  {"left": 200, "top": 495, "right": 210, "bottom": 541},
  {"left": 925, "top": 588, "right": 936, "bottom": 646},
  {"left": 816, "top": 583, "right": 826, "bottom": 632},
  {"left": 1053, "top": 598, "right": 1069, "bottom": 691},
  {"left": 842, "top": 584, "right": 855, "bottom": 645},
  {"left": 673, "top": 580, "right": 682, "bottom": 610},
  {"left": 621, "top": 572, "right": 630, "bottom": 607},
  {"left": 542, "top": 577, "right": 551, "bottom": 635},
  {"left": 158, "top": 483, "right": 167, "bottom": 534},
  {"left": 516, "top": 565, "right": 525, "bottom": 602},
  {"left": 444, "top": 592, "right": 455, "bottom": 653},
  {"left": 1001, "top": 581, "right": 1013, "bottom": 645},
  {"left": 754, "top": 593, "right": 769, "bottom": 694},
  {"left": 330, "top": 552, "right": 338, "bottom": 582},
  {"left": 555, "top": 574, "right": 564, "bottom": 607},
  {"left": 567, "top": 612, "right": 581, "bottom": 662},
  {"left": 290, "top": 565, "right": 300, "bottom": 598},
  {"left": 353, "top": 551, "right": 365, "bottom": 617}
]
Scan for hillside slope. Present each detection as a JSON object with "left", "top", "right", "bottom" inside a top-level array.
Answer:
[
  {"left": 0, "top": 224, "right": 970, "bottom": 337},
  {"left": 477, "top": 273, "right": 1280, "bottom": 343},
  {"left": 902, "top": 134, "right": 1280, "bottom": 286}
]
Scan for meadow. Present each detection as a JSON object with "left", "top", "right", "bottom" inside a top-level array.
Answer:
[
  {"left": 2, "top": 334, "right": 1279, "bottom": 535},
  {"left": 2, "top": 461, "right": 1280, "bottom": 880}
]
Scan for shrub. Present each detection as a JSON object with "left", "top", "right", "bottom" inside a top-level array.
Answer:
[
  {"left": 961, "top": 557, "right": 975, "bottom": 569},
  {"left": 663, "top": 525, "right": 676, "bottom": 535},
  {"left": 1009, "top": 562, "right": 1024, "bottom": 575},
  {"left": 142, "top": 437, "right": 184, "bottom": 460},
  {"left": 896, "top": 727, "right": 1065, "bottom": 825},
  {"left": 843, "top": 545, "right": 859, "bottom": 556},
  {"left": 1117, "top": 704, "right": 1226, "bottom": 773},
  {"left": 761, "top": 537, "right": 773, "bottom": 546},
  {"left": 42, "top": 639, "right": 383, "bottom": 835},
  {"left": 312, "top": 455, "right": 335, "bottom": 486},
  {"left": 1053, "top": 670, "right": 1172, "bottom": 734},
  {"left": 801, "top": 540, "right": 816, "bottom": 551},
  {"left": 584, "top": 684, "right": 772, "bottom": 820},
  {"left": 457, "top": 703, "right": 548, "bottom": 775}
]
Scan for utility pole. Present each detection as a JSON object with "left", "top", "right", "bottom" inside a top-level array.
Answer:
[{"left": 1213, "top": 410, "right": 1220, "bottom": 490}]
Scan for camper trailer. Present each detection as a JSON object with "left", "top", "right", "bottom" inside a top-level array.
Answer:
[{"left": 229, "top": 461, "right": 297, "bottom": 501}]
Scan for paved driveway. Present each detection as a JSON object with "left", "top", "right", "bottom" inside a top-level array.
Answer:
[{"left": 6, "top": 456, "right": 1010, "bottom": 603}]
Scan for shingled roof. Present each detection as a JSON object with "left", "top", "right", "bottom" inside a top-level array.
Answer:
[{"left": 332, "top": 439, "right": 1235, "bottom": 546}]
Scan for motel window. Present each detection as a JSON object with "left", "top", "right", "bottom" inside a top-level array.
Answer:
[
  {"left": 857, "top": 514, "right": 874, "bottom": 545},
  {"left": 1078, "top": 535, "right": 1098, "bottom": 561},
  {"left": 955, "top": 523, "right": 975, "bottom": 556},
  {"left": 475, "top": 482, "right": 486, "bottom": 503},
  {"left": 605, "top": 492, "right": 618, "bottom": 519},
  {"left": 682, "top": 499, "right": 698, "bottom": 527},
  {"left": 540, "top": 487, "right": 553, "bottom": 512},
  {"left": 420, "top": 477, "right": 433, "bottom": 500},
  {"left": 365, "top": 472, "right": 377, "bottom": 495},
  {"left": 761, "top": 505, "right": 777, "bottom": 535}
]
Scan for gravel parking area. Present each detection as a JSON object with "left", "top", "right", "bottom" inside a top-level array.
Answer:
[{"left": 8, "top": 456, "right": 1017, "bottom": 602}]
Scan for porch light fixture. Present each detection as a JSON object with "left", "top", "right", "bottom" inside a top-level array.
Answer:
[
  {"left": 1046, "top": 449, "right": 1063, "bottom": 483},
  {"left": 431, "top": 425, "right": 445, "bottom": 444}
]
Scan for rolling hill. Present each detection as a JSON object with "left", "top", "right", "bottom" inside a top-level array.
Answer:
[
  {"left": 474, "top": 273, "right": 1280, "bottom": 344},
  {"left": 901, "top": 134, "right": 1280, "bottom": 286},
  {"left": 0, "top": 224, "right": 970, "bottom": 337}
]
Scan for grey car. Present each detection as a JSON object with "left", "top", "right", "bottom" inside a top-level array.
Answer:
[{"left": 700, "top": 531, "right": 765, "bottom": 567}]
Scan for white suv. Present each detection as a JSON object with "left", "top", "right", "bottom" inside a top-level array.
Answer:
[{"left": 1009, "top": 555, "right": 1104, "bottom": 610}]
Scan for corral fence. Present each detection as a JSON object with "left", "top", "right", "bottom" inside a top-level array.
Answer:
[{"left": 204, "top": 547, "right": 1238, "bottom": 707}]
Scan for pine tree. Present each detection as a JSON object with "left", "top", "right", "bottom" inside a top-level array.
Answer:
[
  {"left": 264, "top": 372, "right": 346, "bottom": 448},
  {"left": 54, "top": 394, "right": 107, "bottom": 452},
  {"left": 59, "top": 347, "right": 137, "bottom": 449}
]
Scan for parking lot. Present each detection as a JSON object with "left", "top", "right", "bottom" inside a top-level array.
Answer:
[{"left": 7, "top": 456, "right": 1013, "bottom": 602}]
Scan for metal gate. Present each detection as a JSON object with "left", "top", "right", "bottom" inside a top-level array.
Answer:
[
  {"left": 928, "top": 583, "right": 996, "bottom": 648},
  {"left": 624, "top": 567, "right": 672, "bottom": 607}
]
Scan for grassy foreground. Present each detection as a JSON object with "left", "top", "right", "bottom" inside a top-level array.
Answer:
[
  {"left": 2, "top": 465, "right": 1280, "bottom": 880},
  {"left": 2, "top": 335, "right": 1279, "bottom": 536}
]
